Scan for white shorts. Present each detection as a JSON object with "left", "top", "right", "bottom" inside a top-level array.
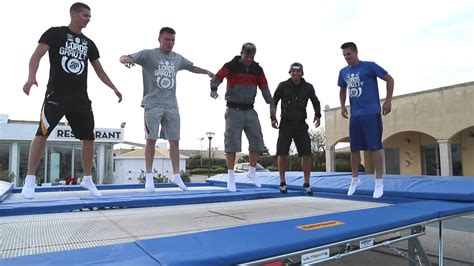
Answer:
[{"left": 144, "top": 106, "right": 180, "bottom": 140}]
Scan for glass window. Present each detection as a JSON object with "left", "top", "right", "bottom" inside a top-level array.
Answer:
[
  {"left": 452, "top": 144, "right": 462, "bottom": 176},
  {"left": 0, "top": 144, "right": 11, "bottom": 182},
  {"left": 18, "top": 143, "right": 45, "bottom": 186},
  {"left": 46, "top": 145, "right": 72, "bottom": 185},
  {"left": 385, "top": 148, "right": 400, "bottom": 174},
  {"left": 103, "top": 145, "right": 114, "bottom": 184}
]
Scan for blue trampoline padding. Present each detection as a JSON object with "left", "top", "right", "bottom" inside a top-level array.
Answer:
[
  {"left": 395, "top": 200, "right": 474, "bottom": 217},
  {"left": 0, "top": 181, "right": 13, "bottom": 203},
  {"left": 207, "top": 173, "right": 474, "bottom": 202},
  {"left": 0, "top": 242, "right": 158, "bottom": 266},
  {"left": 135, "top": 203, "right": 439, "bottom": 265},
  {"left": 11, "top": 182, "right": 210, "bottom": 193},
  {"left": 0, "top": 188, "right": 303, "bottom": 217},
  {"left": 4, "top": 200, "right": 471, "bottom": 266}
]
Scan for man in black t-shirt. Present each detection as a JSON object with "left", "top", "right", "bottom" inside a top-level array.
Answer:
[
  {"left": 272, "top": 63, "right": 321, "bottom": 196},
  {"left": 21, "top": 2, "right": 122, "bottom": 199}
]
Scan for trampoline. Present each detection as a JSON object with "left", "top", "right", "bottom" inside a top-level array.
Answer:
[{"left": 0, "top": 172, "right": 473, "bottom": 265}]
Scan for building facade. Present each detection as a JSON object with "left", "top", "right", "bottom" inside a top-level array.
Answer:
[
  {"left": 0, "top": 115, "right": 123, "bottom": 187},
  {"left": 324, "top": 82, "right": 474, "bottom": 176},
  {"left": 114, "top": 148, "right": 187, "bottom": 184}
]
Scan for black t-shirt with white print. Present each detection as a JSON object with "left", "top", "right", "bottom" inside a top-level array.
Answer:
[{"left": 39, "top": 26, "right": 99, "bottom": 103}]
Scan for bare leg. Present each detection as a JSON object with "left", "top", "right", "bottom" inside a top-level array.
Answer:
[
  {"left": 302, "top": 155, "right": 312, "bottom": 184},
  {"left": 278, "top": 155, "right": 287, "bottom": 183},
  {"left": 168, "top": 139, "right": 187, "bottom": 190},
  {"left": 372, "top": 150, "right": 384, "bottom": 179},
  {"left": 226, "top": 152, "right": 236, "bottom": 170},
  {"left": 145, "top": 139, "right": 157, "bottom": 173},
  {"left": 169, "top": 140, "right": 179, "bottom": 174},
  {"left": 27, "top": 136, "right": 47, "bottom": 175},
  {"left": 372, "top": 149, "right": 384, "bottom": 198},
  {"left": 348, "top": 151, "right": 362, "bottom": 196},
  {"left": 22, "top": 135, "right": 47, "bottom": 199},
  {"left": 82, "top": 140, "right": 94, "bottom": 176},
  {"left": 79, "top": 139, "right": 101, "bottom": 197},
  {"left": 350, "top": 151, "right": 361, "bottom": 178},
  {"left": 247, "top": 151, "right": 261, "bottom": 187},
  {"left": 249, "top": 151, "right": 259, "bottom": 167}
]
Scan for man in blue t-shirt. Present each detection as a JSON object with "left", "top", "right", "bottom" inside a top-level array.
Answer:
[{"left": 337, "top": 42, "right": 394, "bottom": 199}]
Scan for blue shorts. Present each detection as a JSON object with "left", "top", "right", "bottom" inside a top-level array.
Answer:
[{"left": 349, "top": 113, "right": 383, "bottom": 152}]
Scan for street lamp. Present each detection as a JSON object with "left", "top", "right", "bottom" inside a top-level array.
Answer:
[
  {"left": 199, "top": 137, "right": 204, "bottom": 167},
  {"left": 206, "top": 132, "right": 215, "bottom": 177}
]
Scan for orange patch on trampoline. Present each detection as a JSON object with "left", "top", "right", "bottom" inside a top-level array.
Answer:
[{"left": 297, "top": 220, "right": 344, "bottom": 231}]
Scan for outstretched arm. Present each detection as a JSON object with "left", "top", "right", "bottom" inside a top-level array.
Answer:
[
  {"left": 23, "top": 43, "right": 49, "bottom": 95},
  {"left": 91, "top": 59, "right": 122, "bottom": 103},
  {"left": 119, "top": 55, "right": 135, "bottom": 68},
  {"left": 189, "top": 65, "right": 214, "bottom": 78}
]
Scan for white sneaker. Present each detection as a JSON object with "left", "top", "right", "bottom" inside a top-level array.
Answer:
[
  {"left": 145, "top": 181, "right": 155, "bottom": 193},
  {"left": 21, "top": 176, "right": 36, "bottom": 199},
  {"left": 247, "top": 172, "right": 261, "bottom": 188},
  {"left": 227, "top": 175, "right": 236, "bottom": 192},
  {"left": 347, "top": 178, "right": 361, "bottom": 196},
  {"left": 80, "top": 180, "right": 102, "bottom": 197},
  {"left": 170, "top": 175, "right": 188, "bottom": 191},
  {"left": 373, "top": 183, "right": 384, "bottom": 199},
  {"left": 21, "top": 184, "right": 36, "bottom": 199}
]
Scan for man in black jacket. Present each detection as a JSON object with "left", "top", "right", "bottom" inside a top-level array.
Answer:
[{"left": 272, "top": 63, "right": 321, "bottom": 195}]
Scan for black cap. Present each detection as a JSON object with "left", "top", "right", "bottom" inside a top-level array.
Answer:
[
  {"left": 289, "top": 62, "right": 303, "bottom": 75},
  {"left": 241, "top": 42, "right": 257, "bottom": 57}
]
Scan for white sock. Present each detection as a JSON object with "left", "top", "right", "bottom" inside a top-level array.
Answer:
[
  {"left": 146, "top": 173, "right": 154, "bottom": 183},
  {"left": 171, "top": 173, "right": 188, "bottom": 191},
  {"left": 21, "top": 175, "right": 37, "bottom": 199},
  {"left": 25, "top": 175, "right": 36, "bottom": 186},
  {"left": 373, "top": 179, "right": 384, "bottom": 199},
  {"left": 249, "top": 166, "right": 257, "bottom": 175},
  {"left": 227, "top": 170, "right": 236, "bottom": 192},
  {"left": 80, "top": 175, "right": 101, "bottom": 197},
  {"left": 145, "top": 173, "right": 155, "bottom": 192},
  {"left": 347, "top": 177, "right": 360, "bottom": 196}
]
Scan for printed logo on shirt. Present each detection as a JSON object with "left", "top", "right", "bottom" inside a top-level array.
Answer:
[
  {"left": 345, "top": 73, "right": 363, "bottom": 98},
  {"left": 59, "top": 35, "right": 88, "bottom": 75},
  {"left": 154, "top": 60, "right": 175, "bottom": 90}
]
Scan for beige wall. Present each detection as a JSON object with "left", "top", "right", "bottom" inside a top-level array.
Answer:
[
  {"left": 460, "top": 128, "right": 474, "bottom": 176},
  {"left": 325, "top": 82, "right": 474, "bottom": 176}
]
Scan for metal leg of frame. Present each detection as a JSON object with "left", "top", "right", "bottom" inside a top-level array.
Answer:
[
  {"left": 439, "top": 220, "right": 444, "bottom": 266},
  {"left": 408, "top": 237, "right": 416, "bottom": 266},
  {"left": 412, "top": 237, "right": 432, "bottom": 266}
]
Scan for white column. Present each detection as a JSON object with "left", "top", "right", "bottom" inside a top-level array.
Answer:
[
  {"left": 10, "top": 142, "right": 19, "bottom": 186},
  {"left": 325, "top": 146, "right": 335, "bottom": 172},
  {"left": 98, "top": 144, "right": 105, "bottom": 184},
  {"left": 437, "top": 139, "right": 452, "bottom": 176}
]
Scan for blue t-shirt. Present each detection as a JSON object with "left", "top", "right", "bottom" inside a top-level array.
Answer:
[{"left": 338, "top": 61, "right": 387, "bottom": 116}]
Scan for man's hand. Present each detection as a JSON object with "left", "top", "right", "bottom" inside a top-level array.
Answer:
[
  {"left": 120, "top": 55, "right": 134, "bottom": 68},
  {"left": 207, "top": 71, "right": 214, "bottom": 78},
  {"left": 114, "top": 88, "right": 123, "bottom": 103},
  {"left": 271, "top": 118, "right": 279, "bottom": 129},
  {"left": 23, "top": 79, "right": 38, "bottom": 95},
  {"left": 341, "top": 106, "right": 349, "bottom": 119},
  {"left": 314, "top": 117, "right": 321, "bottom": 128},
  {"left": 210, "top": 90, "right": 218, "bottom": 99},
  {"left": 382, "top": 100, "right": 392, "bottom": 115}
]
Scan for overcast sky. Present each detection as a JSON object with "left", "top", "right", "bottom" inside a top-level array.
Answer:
[{"left": 1, "top": 0, "right": 473, "bottom": 154}]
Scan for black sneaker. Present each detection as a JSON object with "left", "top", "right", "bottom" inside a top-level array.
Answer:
[
  {"left": 303, "top": 183, "right": 313, "bottom": 196},
  {"left": 279, "top": 182, "right": 287, "bottom": 194}
]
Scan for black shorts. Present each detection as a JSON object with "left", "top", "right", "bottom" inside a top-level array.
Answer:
[
  {"left": 276, "top": 123, "right": 311, "bottom": 156},
  {"left": 36, "top": 96, "right": 95, "bottom": 140}
]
